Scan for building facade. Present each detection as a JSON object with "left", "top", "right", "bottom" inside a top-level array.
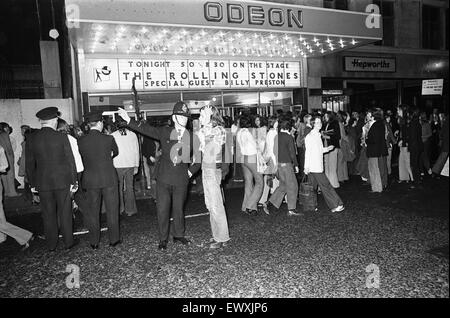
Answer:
[
  {"left": 65, "top": 0, "right": 383, "bottom": 120},
  {"left": 1, "top": 0, "right": 448, "bottom": 118},
  {"left": 306, "top": 0, "right": 449, "bottom": 113}
]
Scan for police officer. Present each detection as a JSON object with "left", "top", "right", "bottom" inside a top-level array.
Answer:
[
  {"left": 25, "top": 107, "right": 78, "bottom": 251},
  {"left": 117, "top": 101, "right": 200, "bottom": 250},
  {"left": 77, "top": 111, "right": 121, "bottom": 249}
]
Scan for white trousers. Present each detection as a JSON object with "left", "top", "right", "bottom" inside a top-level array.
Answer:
[
  {"left": 324, "top": 149, "right": 339, "bottom": 188},
  {"left": 0, "top": 179, "right": 32, "bottom": 245}
]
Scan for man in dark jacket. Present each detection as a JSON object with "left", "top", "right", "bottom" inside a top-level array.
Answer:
[
  {"left": 78, "top": 111, "right": 120, "bottom": 249},
  {"left": 432, "top": 113, "right": 449, "bottom": 176},
  {"left": 366, "top": 108, "right": 388, "bottom": 193},
  {"left": 25, "top": 107, "right": 78, "bottom": 251},
  {"left": 408, "top": 109, "right": 423, "bottom": 185},
  {"left": 118, "top": 101, "right": 200, "bottom": 251}
]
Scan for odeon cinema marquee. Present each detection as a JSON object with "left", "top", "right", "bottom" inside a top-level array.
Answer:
[{"left": 66, "top": 0, "right": 382, "bottom": 95}]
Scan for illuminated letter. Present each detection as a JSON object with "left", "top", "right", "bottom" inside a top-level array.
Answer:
[
  {"left": 268, "top": 8, "right": 284, "bottom": 26},
  {"left": 248, "top": 6, "right": 265, "bottom": 25},
  {"left": 204, "top": 2, "right": 222, "bottom": 22},
  {"left": 227, "top": 4, "right": 244, "bottom": 23},
  {"left": 287, "top": 9, "right": 303, "bottom": 28}
]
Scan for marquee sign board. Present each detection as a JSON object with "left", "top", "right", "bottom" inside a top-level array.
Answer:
[
  {"left": 67, "top": 0, "right": 382, "bottom": 39},
  {"left": 83, "top": 58, "right": 302, "bottom": 92}
]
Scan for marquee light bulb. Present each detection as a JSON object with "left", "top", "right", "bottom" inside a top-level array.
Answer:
[{"left": 351, "top": 39, "right": 357, "bottom": 45}]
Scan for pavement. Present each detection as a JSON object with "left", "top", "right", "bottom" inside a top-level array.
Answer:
[{"left": 0, "top": 175, "right": 448, "bottom": 298}]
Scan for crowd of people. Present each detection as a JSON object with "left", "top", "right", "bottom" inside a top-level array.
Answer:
[{"left": 0, "top": 102, "right": 448, "bottom": 252}]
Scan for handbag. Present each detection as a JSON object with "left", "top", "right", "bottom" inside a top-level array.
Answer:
[
  {"left": 256, "top": 152, "right": 268, "bottom": 174},
  {"left": 298, "top": 175, "right": 317, "bottom": 211},
  {"left": 341, "top": 137, "right": 356, "bottom": 162},
  {"left": 263, "top": 157, "right": 277, "bottom": 175}
]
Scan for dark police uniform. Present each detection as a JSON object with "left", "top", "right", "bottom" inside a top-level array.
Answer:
[
  {"left": 25, "top": 107, "right": 77, "bottom": 251},
  {"left": 126, "top": 102, "right": 200, "bottom": 248},
  {"left": 77, "top": 111, "right": 120, "bottom": 248}
]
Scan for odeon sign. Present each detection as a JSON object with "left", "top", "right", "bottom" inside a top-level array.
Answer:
[{"left": 204, "top": 1, "right": 303, "bottom": 29}]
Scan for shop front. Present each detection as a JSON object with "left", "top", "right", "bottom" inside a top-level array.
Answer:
[
  {"left": 66, "top": 0, "right": 382, "bottom": 121},
  {"left": 308, "top": 50, "right": 449, "bottom": 113}
]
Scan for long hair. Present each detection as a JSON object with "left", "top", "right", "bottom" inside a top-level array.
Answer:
[
  {"left": 268, "top": 115, "right": 278, "bottom": 129},
  {"left": 200, "top": 105, "right": 225, "bottom": 127},
  {"left": 238, "top": 113, "right": 252, "bottom": 128},
  {"left": 57, "top": 118, "right": 70, "bottom": 134}
]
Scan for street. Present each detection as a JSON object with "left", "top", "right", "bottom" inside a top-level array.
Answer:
[{"left": 0, "top": 176, "right": 448, "bottom": 298}]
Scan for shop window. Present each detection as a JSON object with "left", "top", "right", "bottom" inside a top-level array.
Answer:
[
  {"left": 422, "top": 5, "right": 441, "bottom": 50},
  {"left": 373, "top": 0, "right": 395, "bottom": 47},
  {"left": 323, "top": 0, "right": 348, "bottom": 10}
]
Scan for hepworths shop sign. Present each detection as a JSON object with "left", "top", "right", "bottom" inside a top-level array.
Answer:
[
  {"left": 344, "top": 56, "right": 396, "bottom": 72},
  {"left": 83, "top": 58, "right": 302, "bottom": 92}
]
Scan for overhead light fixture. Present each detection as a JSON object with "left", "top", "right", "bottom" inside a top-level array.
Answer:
[{"left": 49, "top": 29, "right": 59, "bottom": 39}]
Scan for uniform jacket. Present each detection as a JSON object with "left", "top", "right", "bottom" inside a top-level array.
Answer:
[
  {"left": 407, "top": 117, "right": 423, "bottom": 152},
  {"left": 25, "top": 127, "right": 77, "bottom": 191},
  {"left": 78, "top": 130, "right": 118, "bottom": 189},
  {"left": 128, "top": 120, "right": 200, "bottom": 186},
  {"left": 366, "top": 120, "right": 388, "bottom": 158}
]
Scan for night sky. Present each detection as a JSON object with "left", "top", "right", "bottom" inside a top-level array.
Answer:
[{"left": 0, "top": 0, "right": 66, "bottom": 66}]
